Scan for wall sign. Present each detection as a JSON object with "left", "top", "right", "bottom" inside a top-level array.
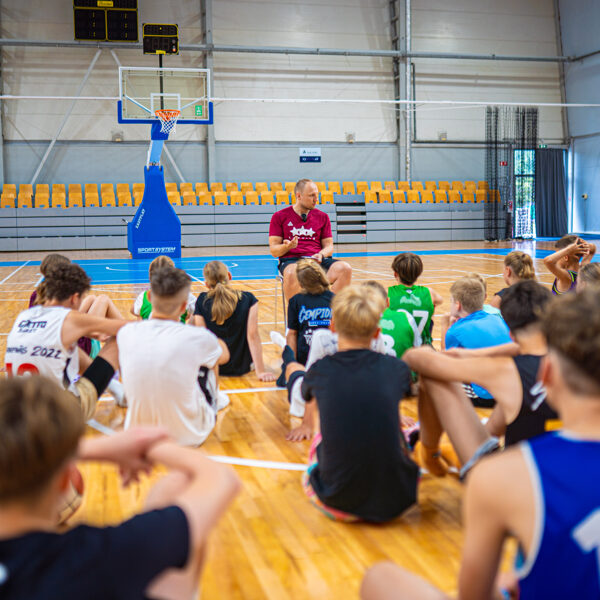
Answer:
[{"left": 299, "top": 147, "right": 322, "bottom": 163}]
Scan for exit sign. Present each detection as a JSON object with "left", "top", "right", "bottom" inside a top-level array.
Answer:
[{"left": 499, "top": 161, "right": 508, "bottom": 166}]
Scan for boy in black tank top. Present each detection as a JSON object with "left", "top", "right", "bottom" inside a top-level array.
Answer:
[{"left": 403, "top": 280, "right": 557, "bottom": 478}]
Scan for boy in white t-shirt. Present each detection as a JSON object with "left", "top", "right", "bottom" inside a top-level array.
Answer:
[{"left": 118, "top": 266, "right": 230, "bottom": 446}]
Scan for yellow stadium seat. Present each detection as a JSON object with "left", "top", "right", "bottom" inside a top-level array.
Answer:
[
  {"left": 448, "top": 190, "right": 462, "bottom": 203},
  {"left": 364, "top": 190, "right": 377, "bottom": 203},
  {"left": 69, "top": 195, "right": 83, "bottom": 208},
  {"left": 196, "top": 182, "right": 209, "bottom": 196},
  {"left": 118, "top": 195, "right": 132, "bottom": 207},
  {"left": 342, "top": 181, "right": 356, "bottom": 195},
  {"left": 52, "top": 194, "right": 67, "bottom": 209},
  {"left": 245, "top": 191, "right": 259, "bottom": 205},
  {"left": 133, "top": 193, "right": 143, "bottom": 206},
  {"left": 182, "top": 192, "right": 197, "bottom": 206},
  {"left": 314, "top": 181, "right": 326, "bottom": 193},
  {"left": 392, "top": 190, "right": 406, "bottom": 203},
  {"left": 180, "top": 182, "right": 193, "bottom": 195},
  {"left": 477, "top": 181, "right": 489, "bottom": 190},
  {"left": 1, "top": 194, "right": 14, "bottom": 208},
  {"left": 103, "top": 195, "right": 116, "bottom": 207},
  {"left": 438, "top": 181, "right": 450, "bottom": 191},
  {"left": 165, "top": 182, "right": 178, "bottom": 194},
  {"left": 464, "top": 181, "right": 477, "bottom": 191},
  {"left": 116, "top": 183, "right": 129, "bottom": 197},
  {"left": 167, "top": 191, "right": 181, "bottom": 206},
  {"left": 434, "top": 190, "right": 448, "bottom": 203},
  {"left": 17, "top": 195, "right": 33, "bottom": 209},
  {"left": 421, "top": 190, "right": 434, "bottom": 203},
  {"left": 490, "top": 189, "right": 501, "bottom": 203},
  {"left": 3, "top": 184, "right": 16, "bottom": 198},
  {"left": 256, "top": 182, "right": 268, "bottom": 194},
  {"left": 275, "top": 191, "right": 289, "bottom": 205},
  {"left": 370, "top": 181, "right": 383, "bottom": 193},
  {"left": 462, "top": 190, "right": 475, "bottom": 203},
  {"left": 100, "top": 183, "right": 114, "bottom": 195},
  {"left": 451, "top": 181, "right": 464, "bottom": 191},
  {"left": 210, "top": 182, "right": 223, "bottom": 194},
  {"left": 52, "top": 183, "right": 66, "bottom": 197},
  {"left": 271, "top": 182, "right": 283, "bottom": 193},
  {"left": 475, "top": 190, "right": 488, "bottom": 203},
  {"left": 398, "top": 181, "right": 410, "bottom": 191},
  {"left": 425, "top": 181, "right": 437, "bottom": 191},
  {"left": 214, "top": 191, "right": 228, "bottom": 206},
  {"left": 320, "top": 191, "right": 334, "bottom": 204},
  {"left": 198, "top": 192, "right": 213, "bottom": 206},
  {"left": 284, "top": 181, "right": 296, "bottom": 195},
  {"left": 356, "top": 181, "right": 369, "bottom": 194},
  {"left": 384, "top": 181, "right": 397, "bottom": 191},
  {"left": 260, "top": 191, "right": 274, "bottom": 205},
  {"left": 230, "top": 191, "right": 244, "bottom": 206},
  {"left": 241, "top": 182, "right": 254, "bottom": 195},
  {"left": 132, "top": 182, "right": 144, "bottom": 195},
  {"left": 225, "top": 182, "right": 238, "bottom": 194},
  {"left": 328, "top": 181, "right": 341, "bottom": 195},
  {"left": 85, "top": 196, "right": 100, "bottom": 208},
  {"left": 406, "top": 190, "right": 420, "bottom": 203},
  {"left": 379, "top": 190, "right": 392, "bottom": 204},
  {"left": 411, "top": 181, "right": 424, "bottom": 192},
  {"left": 36, "top": 195, "right": 50, "bottom": 209}
]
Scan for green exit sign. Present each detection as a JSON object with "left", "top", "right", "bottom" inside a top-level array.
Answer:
[{"left": 195, "top": 105, "right": 203, "bottom": 117}]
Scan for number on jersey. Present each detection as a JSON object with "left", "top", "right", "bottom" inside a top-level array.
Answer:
[
  {"left": 398, "top": 309, "right": 429, "bottom": 347},
  {"left": 5, "top": 363, "right": 40, "bottom": 376}
]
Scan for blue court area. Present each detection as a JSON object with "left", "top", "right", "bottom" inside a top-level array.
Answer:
[{"left": 0, "top": 246, "right": 584, "bottom": 285}]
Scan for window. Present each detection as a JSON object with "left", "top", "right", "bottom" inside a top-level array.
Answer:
[{"left": 514, "top": 149, "right": 536, "bottom": 238}]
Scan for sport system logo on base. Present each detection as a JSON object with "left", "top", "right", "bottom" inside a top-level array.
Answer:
[{"left": 138, "top": 247, "right": 177, "bottom": 254}]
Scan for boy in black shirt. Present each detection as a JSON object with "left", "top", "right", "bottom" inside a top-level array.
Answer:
[
  {"left": 404, "top": 280, "right": 556, "bottom": 478},
  {"left": 0, "top": 376, "right": 240, "bottom": 600},
  {"left": 299, "top": 285, "right": 418, "bottom": 523}
]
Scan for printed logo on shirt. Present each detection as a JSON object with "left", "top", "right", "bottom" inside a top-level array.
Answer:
[
  {"left": 529, "top": 380, "right": 548, "bottom": 411},
  {"left": 397, "top": 293, "right": 422, "bottom": 307},
  {"left": 287, "top": 221, "right": 294, "bottom": 226},
  {"left": 298, "top": 306, "right": 332, "bottom": 326},
  {"left": 291, "top": 225, "right": 315, "bottom": 238},
  {"left": 17, "top": 319, "right": 48, "bottom": 333}
]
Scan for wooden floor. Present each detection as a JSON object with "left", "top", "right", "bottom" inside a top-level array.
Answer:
[{"left": 0, "top": 240, "right": 568, "bottom": 599}]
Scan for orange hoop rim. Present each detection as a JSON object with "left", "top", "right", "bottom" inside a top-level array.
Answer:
[{"left": 155, "top": 109, "right": 181, "bottom": 121}]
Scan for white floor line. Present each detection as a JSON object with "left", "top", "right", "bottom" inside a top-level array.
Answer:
[
  {"left": 87, "top": 419, "right": 307, "bottom": 471},
  {"left": 351, "top": 267, "right": 390, "bottom": 278},
  {"left": 222, "top": 386, "right": 285, "bottom": 394},
  {"left": 0, "top": 260, "right": 31, "bottom": 285}
]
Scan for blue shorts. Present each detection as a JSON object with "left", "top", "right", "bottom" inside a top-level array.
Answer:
[{"left": 278, "top": 256, "right": 337, "bottom": 276}]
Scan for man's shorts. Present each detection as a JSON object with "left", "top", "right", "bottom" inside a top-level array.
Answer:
[{"left": 278, "top": 256, "right": 338, "bottom": 276}]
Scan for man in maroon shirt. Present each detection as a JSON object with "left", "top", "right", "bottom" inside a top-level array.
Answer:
[{"left": 269, "top": 179, "right": 352, "bottom": 299}]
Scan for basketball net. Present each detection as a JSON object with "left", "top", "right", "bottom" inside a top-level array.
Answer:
[{"left": 155, "top": 109, "right": 181, "bottom": 135}]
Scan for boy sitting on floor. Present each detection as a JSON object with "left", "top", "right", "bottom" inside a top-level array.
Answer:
[
  {"left": 295, "top": 285, "right": 418, "bottom": 522},
  {"left": 118, "top": 266, "right": 230, "bottom": 446},
  {"left": 443, "top": 276, "right": 511, "bottom": 407},
  {"left": 0, "top": 376, "right": 240, "bottom": 600},
  {"left": 362, "top": 287, "right": 600, "bottom": 600}
]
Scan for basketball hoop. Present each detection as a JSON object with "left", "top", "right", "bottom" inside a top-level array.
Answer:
[{"left": 155, "top": 109, "right": 181, "bottom": 134}]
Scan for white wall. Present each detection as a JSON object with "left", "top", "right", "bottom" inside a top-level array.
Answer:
[{"left": 0, "top": 0, "right": 564, "bottom": 184}]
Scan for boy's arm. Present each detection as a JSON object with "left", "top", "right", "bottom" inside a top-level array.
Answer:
[
  {"left": 191, "top": 314, "right": 206, "bottom": 327},
  {"left": 427, "top": 287, "right": 444, "bottom": 307},
  {"left": 216, "top": 339, "right": 230, "bottom": 366},
  {"left": 62, "top": 311, "right": 127, "bottom": 348},
  {"left": 543, "top": 240, "right": 585, "bottom": 289},
  {"left": 459, "top": 459, "right": 509, "bottom": 600},
  {"left": 580, "top": 242, "right": 597, "bottom": 266},
  {"left": 444, "top": 342, "right": 520, "bottom": 359}
]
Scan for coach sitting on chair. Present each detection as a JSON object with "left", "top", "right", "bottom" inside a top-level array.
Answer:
[{"left": 269, "top": 178, "right": 352, "bottom": 299}]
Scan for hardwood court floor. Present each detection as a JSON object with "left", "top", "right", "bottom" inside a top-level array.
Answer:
[{"left": 0, "top": 240, "right": 582, "bottom": 599}]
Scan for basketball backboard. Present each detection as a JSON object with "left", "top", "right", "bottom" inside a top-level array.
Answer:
[{"left": 117, "top": 66, "right": 213, "bottom": 125}]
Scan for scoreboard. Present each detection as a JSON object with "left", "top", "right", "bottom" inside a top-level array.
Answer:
[
  {"left": 142, "top": 23, "right": 179, "bottom": 55},
  {"left": 73, "top": 0, "right": 138, "bottom": 42}
]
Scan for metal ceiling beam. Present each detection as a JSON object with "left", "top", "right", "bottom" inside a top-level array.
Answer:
[{"left": 0, "top": 37, "right": 576, "bottom": 63}]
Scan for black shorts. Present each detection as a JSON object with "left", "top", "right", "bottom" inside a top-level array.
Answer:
[{"left": 278, "top": 256, "right": 337, "bottom": 276}]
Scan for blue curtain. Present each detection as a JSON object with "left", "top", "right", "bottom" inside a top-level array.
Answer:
[{"left": 535, "top": 149, "right": 568, "bottom": 237}]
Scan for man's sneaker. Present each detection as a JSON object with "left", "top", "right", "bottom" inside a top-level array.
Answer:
[
  {"left": 108, "top": 379, "right": 127, "bottom": 408},
  {"left": 270, "top": 331, "right": 286, "bottom": 348}
]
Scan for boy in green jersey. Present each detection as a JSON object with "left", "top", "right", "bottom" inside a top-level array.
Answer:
[{"left": 387, "top": 253, "right": 443, "bottom": 346}]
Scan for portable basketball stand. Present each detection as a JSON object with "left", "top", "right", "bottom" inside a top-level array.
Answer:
[{"left": 117, "top": 66, "right": 213, "bottom": 260}]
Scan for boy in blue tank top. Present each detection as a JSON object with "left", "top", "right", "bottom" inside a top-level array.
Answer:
[{"left": 361, "top": 287, "right": 600, "bottom": 600}]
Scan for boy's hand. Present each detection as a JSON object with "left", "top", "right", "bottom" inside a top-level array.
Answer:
[
  {"left": 569, "top": 239, "right": 589, "bottom": 257},
  {"left": 286, "top": 423, "right": 313, "bottom": 442}
]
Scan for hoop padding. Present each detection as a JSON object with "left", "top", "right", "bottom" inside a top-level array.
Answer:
[{"left": 155, "top": 109, "right": 181, "bottom": 134}]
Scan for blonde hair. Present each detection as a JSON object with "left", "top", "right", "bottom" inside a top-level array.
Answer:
[
  {"left": 149, "top": 255, "right": 174, "bottom": 278},
  {"left": 0, "top": 376, "right": 84, "bottom": 503},
  {"left": 360, "top": 280, "right": 388, "bottom": 306},
  {"left": 296, "top": 259, "right": 330, "bottom": 295},
  {"left": 504, "top": 251, "right": 536, "bottom": 281},
  {"left": 450, "top": 276, "right": 485, "bottom": 314},
  {"left": 466, "top": 272, "right": 487, "bottom": 294},
  {"left": 203, "top": 261, "right": 241, "bottom": 325},
  {"left": 35, "top": 253, "right": 71, "bottom": 305},
  {"left": 332, "top": 285, "right": 386, "bottom": 340}
]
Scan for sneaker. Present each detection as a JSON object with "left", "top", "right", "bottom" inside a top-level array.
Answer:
[
  {"left": 108, "top": 379, "right": 127, "bottom": 408},
  {"left": 270, "top": 331, "right": 286, "bottom": 348},
  {"left": 216, "top": 391, "right": 230, "bottom": 411}
]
